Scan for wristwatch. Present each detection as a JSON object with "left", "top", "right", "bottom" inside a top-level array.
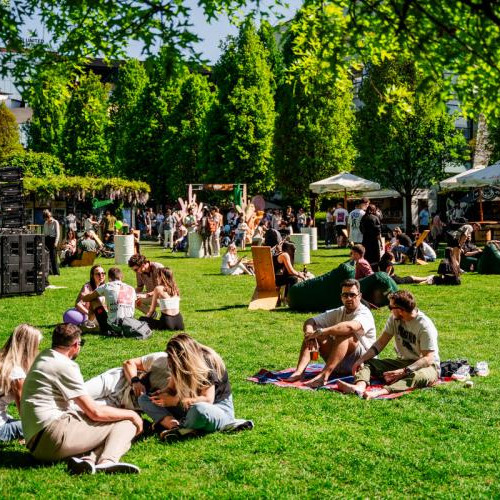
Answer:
[
  {"left": 316, "top": 328, "right": 324, "bottom": 337},
  {"left": 404, "top": 366, "right": 414, "bottom": 375}
]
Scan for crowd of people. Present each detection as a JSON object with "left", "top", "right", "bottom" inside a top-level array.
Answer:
[{"left": 5, "top": 197, "right": 486, "bottom": 479}]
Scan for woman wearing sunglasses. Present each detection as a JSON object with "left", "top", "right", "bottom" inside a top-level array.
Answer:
[{"left": 62, "top": 265, "right": 107, "bottom": 328}]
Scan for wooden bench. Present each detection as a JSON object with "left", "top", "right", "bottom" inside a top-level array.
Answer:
[
  {"left": 70, "top": 251, "right": 98, "bottom": 267},
  {"left": 248, "top": 246, "right": 280, "bottom": 310}
]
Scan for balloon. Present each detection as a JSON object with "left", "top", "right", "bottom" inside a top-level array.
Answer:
[
  {"left": 63, "top": 308, "right": 86, "bottom": 325},
  {"left": 115, "top": 220, "right": 123, "bottom": 230}
]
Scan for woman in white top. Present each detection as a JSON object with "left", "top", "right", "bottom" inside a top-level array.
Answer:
[
  {"left": 221, "top": 243, "right": 254, "bottom": 275},
  {"left": 141, "top": 267, "right": 185, "bottom": 330},
  {"left": 0, "top": 324, "right": 43, "bottom": 442}
]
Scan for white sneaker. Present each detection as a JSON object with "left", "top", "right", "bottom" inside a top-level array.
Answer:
[
  {"left": 67, "top": 457, "right": 95, "bottom": 475},
  {"left": 221, "top": 419, "right": 254, "bottom": 433},
  {"left": 95, "top": 462, "right": 140, "bottom": 474}
]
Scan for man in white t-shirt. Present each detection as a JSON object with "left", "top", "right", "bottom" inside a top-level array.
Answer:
[
  {"left": 284, "top": 279, "right": 376, "bottom": 388},
  {"left": 333, "top": 202, "right": 349, "bottom": 247},
  {"left": 21, "top": 323, "right": 142, "bottom": 475},
  {"left": 84, "top": 352, "right": 169, "bottom": 411},
  {"left": 81, "top": 267, "right": 136, "bottom": 334},
  {"left": 338, "top": 290, "right": 440, "bottom": 399},
  {"left": 348, "top": 199, "right": 368, "bottom": 244}
]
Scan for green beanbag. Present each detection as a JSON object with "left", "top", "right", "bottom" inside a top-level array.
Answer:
[
  {"left": 477, "top": 242, "right": 500, "bottom": 274},
  {"left": 359, "top": 272, "right": 398, "bottom": 307},
  {"left": 287, "top": 262, "right": 355, "bottom": 312}
]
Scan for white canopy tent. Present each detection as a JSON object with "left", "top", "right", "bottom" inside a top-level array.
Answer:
[
  {"left": 439, "top": 169, "right": 483, "bottom": 190},
  {"left": 457, "top": 161, "right": 500, "bottom": 188}
]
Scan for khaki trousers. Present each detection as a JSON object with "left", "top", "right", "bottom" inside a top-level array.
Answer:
[
  {"left": 355, "top": 358, "right": 439, "bottom": 393},
  {"left": 30, "top": 411, "right": 136, "bottom": 464}
]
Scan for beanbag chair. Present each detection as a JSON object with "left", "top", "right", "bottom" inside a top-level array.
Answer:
[
  {"left": 477, "top": 242, "right": 500, "bottom": 274},
  {"left": 359, "top": 272, "right": 398, "bottom": 307},
  {"left": 288, "top": 262, "right": 355, "bottom": 312}
]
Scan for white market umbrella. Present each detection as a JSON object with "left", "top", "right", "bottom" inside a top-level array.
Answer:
[
  {"left": 456, "top": 161, "right": 500, "bottom": 188},
  {"left": 439, "top": 169, "right": 482, "bottom": 190},
  {"left": 309, "top": 172, "right": 381, "bottom": 195}
]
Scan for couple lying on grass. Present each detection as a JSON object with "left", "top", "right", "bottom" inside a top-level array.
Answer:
[
  {"left": 0, "top": 324, "right": 252, "bottom": 475},
  {"left": 284, "top": 280, "right": 440, "bottom": 399}
]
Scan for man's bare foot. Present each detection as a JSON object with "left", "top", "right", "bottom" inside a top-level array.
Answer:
[
  {"left": 303, "top": 374, "right": 327, "bottom": 388},
  {"left": 364, "top": 389, "right": 389, "bottom": 400},
  {"left": 337, "top": 380, "right": 364, "bottom": 395},
  {"left": 281, "top": 372, "right": 303, "bottom": 382}
]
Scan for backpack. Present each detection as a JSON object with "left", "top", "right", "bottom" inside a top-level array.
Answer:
[{"left": 109, "top": 317, "right": 152, "bottom": 340}]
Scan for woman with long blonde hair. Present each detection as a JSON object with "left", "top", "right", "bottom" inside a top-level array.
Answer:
[
  {"left": 139, "top": 333, "right": 253, "bottom": 440},
  {"left": 0, "top": 324, "right": 43, "bottom": 441},
  {"left": 140, "top": 267, "right": 184, "bottom": 331}
]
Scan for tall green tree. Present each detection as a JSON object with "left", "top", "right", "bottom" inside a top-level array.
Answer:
[
  {"left": 162, "top": 72, "right": 215, "bottom": 201},
  {"left": 274, "top": 10, "right": 357, "bottom": 206},
  {"left": 203, "top": 20, "right": 276, "bottom": 194},
  {"left": 109, "top": 59, "right": 149, "bottom": 177},
  {"left": 355, "top": 58, "right": 468, "bottom": 230},
  {"left": 25, "top": 65, "right": 72, "bottom": 156},
  {"left": 0, "top": 102, "right": 23, "bottom": 161},
  {"left": 61, "top": 71, "right": 112, "bottom": 176}
]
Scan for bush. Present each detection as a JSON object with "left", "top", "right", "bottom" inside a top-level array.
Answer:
[{"left": 0, "top": 151, "right": 65, "bottom": 177}]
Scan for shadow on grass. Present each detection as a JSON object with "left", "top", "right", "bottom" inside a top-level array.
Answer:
[
  {"left": 0, "top": 448, "right": 49, "bottom": 470},
  {"left": 33, "top": 324, "right": 59, "bottom": 329},
  {"left": 196, "top": 305, "right": 247, "bottom": 312}
]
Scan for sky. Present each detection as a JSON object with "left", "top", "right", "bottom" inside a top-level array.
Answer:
[{"left": 1, "top": 0, "right": 302, "bottom": 98}]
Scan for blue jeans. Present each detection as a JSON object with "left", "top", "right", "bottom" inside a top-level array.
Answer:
[
  {"left": 0, "top": 418, "right": 23, "bottom": 442},
  {"left": 138, "top": 393, "right": 235, "bottom": 433}
]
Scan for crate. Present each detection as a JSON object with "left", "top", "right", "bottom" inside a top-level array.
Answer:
[{"left": 0, "top": 182, "right": 23, "bottom": 198}]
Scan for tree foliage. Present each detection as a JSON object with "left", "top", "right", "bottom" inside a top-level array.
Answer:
[
  {"left": 355, "top": 58, "right": 468, "bottom": 230},
  {"left": 0, "top": 102, "right": 23, "bottom": 161},
  {"left": 61, "top": 71, "right": 112, "bottom": 177},
  {"left": 162, "top": 72, "right": 215, "bottom": 201},
  {"left": 109, "top": 59, "right": 150, "bottom": 177},
  {"left": 274, "top": 9, "right": 357, "bottom": 206},
  {"left": 25, "top": 65, "right": 72, "bottom": 156},
  {"left": 288, "top": 1, "right": 500, "bottom": 120},
  {"left": 203, "top": 20, "right": 276, "bottom": 194}
]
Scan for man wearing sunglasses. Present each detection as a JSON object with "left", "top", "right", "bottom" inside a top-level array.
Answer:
[
  {"left": 338, "top": 290, "right": 439, "bottom": 399},
  {"left": 21, "top": 323, "right": 143, "bottom": 475},
  {"left": 284, "top": 279, "right": 376, "bottom": 388}
]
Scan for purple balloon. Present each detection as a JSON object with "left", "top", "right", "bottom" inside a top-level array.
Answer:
[{"left": 63, "top": 308, "right": 86, "bottom": 325}]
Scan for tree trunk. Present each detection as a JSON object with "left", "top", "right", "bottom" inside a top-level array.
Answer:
[{"left": 404, "top": 194, "right": 413, "bottom": 233}]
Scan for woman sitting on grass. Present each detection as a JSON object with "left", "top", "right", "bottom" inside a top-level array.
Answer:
[
  {"left": 138, "top": 333, "right": 253, "bottom": 441},
  {"left": 431, "top": 247, "right": 461, "bottom": 285},
  {"left": 72, "top": 265, "right": 107, "bottom": 328},
  {"left": 0, "top": 324, "right": 43, "bottom": 442},
  {"left": 379, "top": 252, "right": 433, "bottom": 285},
  {"left": 220, "top": 243, "right": 254, "bottom": 275},
  {"left": 140, "top": 267, "right": 185, "bottom": 331}
]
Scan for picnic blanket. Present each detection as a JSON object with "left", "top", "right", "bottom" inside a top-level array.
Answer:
[{"left": 247, "top": 365, "right": 453, "bottom": 400}]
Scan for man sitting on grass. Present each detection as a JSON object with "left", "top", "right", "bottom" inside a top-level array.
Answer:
[
  {"left": 338, "top": 290, "right": 440, "bottom": 399},
  {"left": 284, "top": 279, "right": 376, "bottom": 388},
  {"left": 350, "top": 244, "right": 374, "bottom": 280},
  {"left": 21, "top": 323, "right": 142, "bottom": 475}
]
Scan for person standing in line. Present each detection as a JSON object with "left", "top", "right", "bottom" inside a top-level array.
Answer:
[
  {"left": 418, "top": 205, "right": 430, "bottom": 232},
  {"left": 163, "top": 209, "right": 177, "bottom": 249},
  {"left": 43, "top": 209, "right": 60, "bottom": 276},
  {"left": 325, "top": 207, "right": 335, "bottom": 248},
  {"left": 348, "top": 198, "right": 368, "bottom": 244},
  {"left": 333, "top": 202, "right": 349, "bottom": 247}
]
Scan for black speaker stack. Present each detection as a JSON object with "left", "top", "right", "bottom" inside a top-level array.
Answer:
[{"left": 0, "top": 167, "right": 47, "bottom": 297}]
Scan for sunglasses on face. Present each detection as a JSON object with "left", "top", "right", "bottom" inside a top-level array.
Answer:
[{"left": 341, "top": 292, "right": 359, "bottom": 299}]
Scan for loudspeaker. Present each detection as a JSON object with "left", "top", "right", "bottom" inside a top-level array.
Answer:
[{"left": 0, "top": 233, "right": 47, "bottom": 296}]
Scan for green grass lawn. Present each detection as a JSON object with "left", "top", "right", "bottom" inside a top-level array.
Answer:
[{"left": 0, "top": 242, "right": 499, "bottom": 498}]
